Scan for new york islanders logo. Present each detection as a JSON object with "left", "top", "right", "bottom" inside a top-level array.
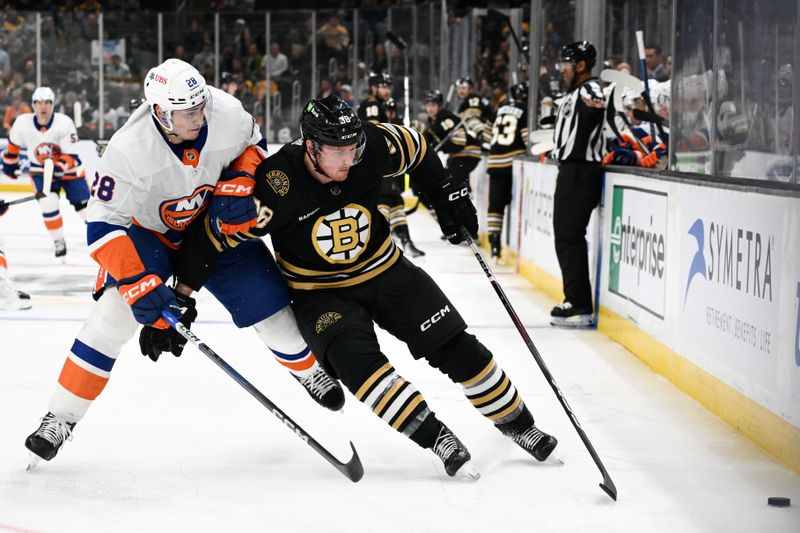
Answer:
[
  {"left": 159, "top": 184, "right": 214, "bottom": 231},
  {"left": 32, "top": 142, "right": 62, "bottom": 164}
]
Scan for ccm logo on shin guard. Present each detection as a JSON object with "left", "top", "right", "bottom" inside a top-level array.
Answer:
[{"left": 420, "top": 305, "right": 451, "bottom": 331}]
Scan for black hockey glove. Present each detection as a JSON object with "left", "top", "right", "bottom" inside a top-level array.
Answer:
[
  {"left": 138, "top": 291, "right": 197, "bottom": 362},
  {"left": 430, "top": 176, "right": 478, "bottom": 244}
]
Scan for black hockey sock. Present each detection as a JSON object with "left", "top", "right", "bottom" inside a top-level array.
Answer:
[
  {"left": 494, "top": 404, "right": 534, "bottom": 437},
  {"left": 408, "top": 412, "right": 444, "bottom": 449}
]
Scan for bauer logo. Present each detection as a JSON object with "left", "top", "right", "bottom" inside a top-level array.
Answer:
[
  {"left": 159, "top": 184, "right": 214, "bottom": 231},
  {"left": 607, "top": 184, "right": 667, "bottom": 319}
]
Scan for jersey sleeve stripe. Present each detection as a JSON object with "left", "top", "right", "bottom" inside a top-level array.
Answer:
[{"left": 89, "top": 233, "right": 146, "bottom": 281}]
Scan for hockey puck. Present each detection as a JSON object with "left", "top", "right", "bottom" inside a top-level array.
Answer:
[{"left": 767, "top": 497, "right": 790, "bottom": 507}]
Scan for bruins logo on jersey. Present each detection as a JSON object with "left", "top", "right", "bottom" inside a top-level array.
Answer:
[
  {"left": 311, "top": 204, "right": 371, "bottom": 264},
  {"left": 267, "top": 169, "right": 290, "bottom": 196},
  {"left": 316, "top": 311, "right": 342, "bottom": 334}
]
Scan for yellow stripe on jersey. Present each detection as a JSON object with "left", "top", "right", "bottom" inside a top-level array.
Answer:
[
  {"left": 279, "top": 244, "right": 401, "bottom": 290},
  {"left": 376, "top": 123, "right": 426, "bottom": 178},
  {"left": 278, "top": 233, "right": 394, "bottom": 277}
]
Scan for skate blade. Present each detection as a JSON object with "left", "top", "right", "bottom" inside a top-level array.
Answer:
[
  {"left": 549, "top": 316, "right": 594, "bottom": 329},
  {"left": 454, "top": 460, "right": 481, "bottom": 481},
  {"left": 26, "top": 453, "right": 42, "bottom": 472}
]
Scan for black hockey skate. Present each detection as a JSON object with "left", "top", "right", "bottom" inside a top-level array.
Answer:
[
  {"left": 431, "top": 424, "right": 480, "bottom": 479},
  {"left": 401, "top": 237, "right": 426, "bottom": 258},
  {"left": 25, "top": 412, "right": 75, "bottom": 468},
  {"left": 489, "top": 233, "right": 501, "bottom": 261},
  {"left": 293, "top": 366, "right": 345, "bottom": 411},
  {"left": 506, "top": 424, "right": 558, "bottom": 461},
  {"left": 54, "top": 238, "right": 67, "bottom": 262}
]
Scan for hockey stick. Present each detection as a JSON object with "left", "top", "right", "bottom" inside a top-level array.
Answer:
[
  {"left": 632, "top": 108, "right": 668, "bottom": 128},
  {"left": 634, "top": 31, "right": 667, "bottom": 140},
  {"left": 385, "top": 32, "right": 412, "bottom": 128},
  {"left": 160, "top": 310, "right": 365, "bottom": 483},
  {"left": 404, "top": 196, "right": 422, "bottom": 215},
  {"left": 487, "top": 9, "right": 530, "bottom": 64},
  {"left": 458, "top": 227, "right": 618, "bottom": 501},
  {"left": 5, "top": 159, "right": 55, "bottom": 207},
  {"left": 433, "top": 116, "right": 468, "bottom": 151}
]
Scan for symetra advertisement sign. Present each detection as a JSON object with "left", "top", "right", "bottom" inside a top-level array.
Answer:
[
  {"left": 679, "top": 188, "right": 781, "bottom": 388},
  {"left": 608, "top": 183, "right": 668, "bottom": 319}
]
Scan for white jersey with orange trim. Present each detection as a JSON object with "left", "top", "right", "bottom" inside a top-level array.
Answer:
[
  {"left": 86, "top": 86, "right": 262, "bottom": 283},
  {"left": 5, "top": 112, "right": 83, "bottom": 177}
]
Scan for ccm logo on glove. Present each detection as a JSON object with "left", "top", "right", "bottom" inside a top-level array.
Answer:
[
  {"left": 448, "top": 186, "right": 468, "bottom": 202},
  {"left": 217, "top": 181, "right": 254, "bottom": 196},
  {"left": 121, "top": 275, "right": 160, "bottom": 302}
]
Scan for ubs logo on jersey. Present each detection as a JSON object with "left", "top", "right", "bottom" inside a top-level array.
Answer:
[
  {"left": 159, "top": 184, "right": 214, "bottom": 231},
  {"left": 311, "top": 204, "right": 371, "bottom": 264},
  {"left": 267, "top": 170, "right": 289, "bottom": 196},
  {"left": 32, "top": 142, "right": 62, "bottom": 164}
]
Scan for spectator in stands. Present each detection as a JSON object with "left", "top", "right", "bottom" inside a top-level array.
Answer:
[
  {"left": 192, "top": 41, "right": 215, "bottom": 78},
  {"left": 243, "top": 42, "right": 262, "bottom": 81},
  {"left": 3, "top": 88, "right": 30, "bottom": 135},
  {"left": 317, "top": 13, "right": 350, "bottom": 65},
  {"left": 106, "top": 54, "right": 131, "bottom": 83},
  {"left": 318, "top": 77, "right": 333, "bottom": 99},
  {"left": 371, "top": 43, "right": 388, "bottom": 75},
  {"left": 173, "top": 44, "right": 187, "bottom": 63},
  {"left": 184, "top": 18, "right": 204, "bottom": 56},
  {"left": 262, "top": 42, "right": 288, "bottom": 80},
  {"left": 0, "top": 40, "right": 10, "bottom": 79},
  {"left": 616, "top": 62, "right": 632, "bottom": 74},
  {"left": 338, "top": 83, "right": 355, "bottom": 108},
  {"left": 645, "top": 44, "right": 668, "bottom": 82}
]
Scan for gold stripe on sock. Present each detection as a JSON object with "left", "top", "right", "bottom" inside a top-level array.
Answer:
[
  {"left": 355, "top": 362, "right": 393, "bottom": 401},
  {"left": 488, "top": 393, "right": 522, "bottom": 421},
  {"left": 470, "top": 375, "right": 511, "bottom": 407},
  {"left": 373, "top": 378, "right": 406, "bottom": 415},
  {"left": 391, "top": 394, "right": 424, "bottom": 430},
  {"left": 460, "top": 359, "right": 496, "bottom": 388}
]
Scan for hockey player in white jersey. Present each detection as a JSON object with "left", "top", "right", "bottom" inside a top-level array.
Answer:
[
  {"left": 24, "top": 59, "right": 343, "bottom": 468},
  {"left": 2, "top": 87, "right": 90, "bottom": 260},
  {"left": 0, "top": 199, "right": 32, "bottom": 310}
]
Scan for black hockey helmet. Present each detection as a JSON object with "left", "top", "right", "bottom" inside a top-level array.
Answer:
[
  {"left": 559, "top": 41, "right": 597, "bottom": 70},
  {"left": 425, "top": 90, "right": 444, "bottom": 105},
  {"left": 382, "top": 98, "right": 397, "bottom": 112},
  {"left": 510, "top": 81, "right": 528, "bottom": 102},
  {"left": 368, "top": 71, "right": 393, "bottom": 86},
  {"left": 455, "top": 77, "right": 473, "bottom": 88},
  {"left": 301, "top": 95, "right": 365, "bottom": 148}
]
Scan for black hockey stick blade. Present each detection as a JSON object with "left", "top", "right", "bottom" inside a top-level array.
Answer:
[
  {"left": 632, "top": 108, "right": 668, "bottom": 127},
  {"left": 385, "top": 31, "right": 407, "bottom": 51},
  {"left": 161, "top": 311, "right": 365, "bottom": 482},
  {"left": 539, "top": 115, "right": 556, "bottom": 126},
  {"left": 458, "top": 228, "right": 618, "bottom": 501}
]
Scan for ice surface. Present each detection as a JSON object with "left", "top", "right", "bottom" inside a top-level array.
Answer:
[{"left": 0, "top": 193, "right": 798, "bottom": 532}]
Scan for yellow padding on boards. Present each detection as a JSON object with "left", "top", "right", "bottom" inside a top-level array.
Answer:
[
  {"left": 0, "top": 183, "right": 35, "bottom": 193},
  {"left": 488, "top": 236, "right": 800, "bottom": 475}
]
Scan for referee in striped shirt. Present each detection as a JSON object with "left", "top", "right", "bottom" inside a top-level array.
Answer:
[{"left": 550, "top": 41, "right": 605, "bottom": 328}]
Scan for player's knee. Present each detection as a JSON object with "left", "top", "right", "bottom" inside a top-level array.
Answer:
[
  {"left": 426, "top": 331, "right": 492, "bottom": 383},
  {"left": 37, "top": 193, "right": 60, "bottom": 213},
  {"left": 252, "top": 305, "right": 306, "bottom": 355},
  {"left": 78, "top": 292, "right": 138, "bottom": 355},
  {"left": 326, "top": 329, "right": 386, "bottom": 394}
]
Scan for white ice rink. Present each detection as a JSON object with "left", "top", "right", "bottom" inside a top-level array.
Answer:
[{"left": 1, "top": 193, "right": 798, "bottom": 533}]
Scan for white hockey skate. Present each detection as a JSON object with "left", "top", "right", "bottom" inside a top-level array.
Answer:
[{"left": 0, "top": 277, "right": 32, "bottom": 310}]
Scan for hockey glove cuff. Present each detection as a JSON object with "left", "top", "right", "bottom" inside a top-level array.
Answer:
[
  {"left": 209, "top": 170, "right": 258, "bottom": 235},
  {"left": 118, "top": 271, "right": 178, "bottom": 328},
  {"left": 139, "top": 292, "right": 197, "bottom": 362},
  {"left": 430, "top": 177, "right": 478, "bottom": 244}
]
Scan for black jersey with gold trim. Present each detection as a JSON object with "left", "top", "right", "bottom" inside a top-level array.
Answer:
[
  {"left": 458, "top": 91, "right": 494, "bottom": 145},
  {"left": 357, "top": 97, "right": 386, "bottom": 124},
  {"left": 488, "top": 100, "right": 528, "bottom": 170},
  {"left": 426, "top": 108, "right": 482, "bottom": 159},
  {"left": 178, "top": 121, "right": 446, "bottom": 291}
]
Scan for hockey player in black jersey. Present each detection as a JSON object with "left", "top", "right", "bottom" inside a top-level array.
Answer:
[
  {"left": 175, "top": 95, "right": 557, "bottom": 478},
  {"left": 455, "top": 77, "right": 494, "bottom": 148},
  {"left": 375, "top": 99, "right": 425, "bottom": 257},
  {"left": 357, "top": 71, "right": 392, "bottom": 124},
  {"left": 424, "top": 90, "right": 483, "bottom": 194},
  {"left": 487, "top": 82, "right": 529, "bottom": 260}
]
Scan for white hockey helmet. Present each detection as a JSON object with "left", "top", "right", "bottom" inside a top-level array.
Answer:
[
  {"left": 32, "top": 86, "right": 56, "bottom": 104},
  {"left": 144, "top": 58, "right": 209, "bottom": 132}
]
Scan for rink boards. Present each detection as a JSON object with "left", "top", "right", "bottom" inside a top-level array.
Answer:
[{"left": 484, "top": 159, "right": 800, "bottom": 474}]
